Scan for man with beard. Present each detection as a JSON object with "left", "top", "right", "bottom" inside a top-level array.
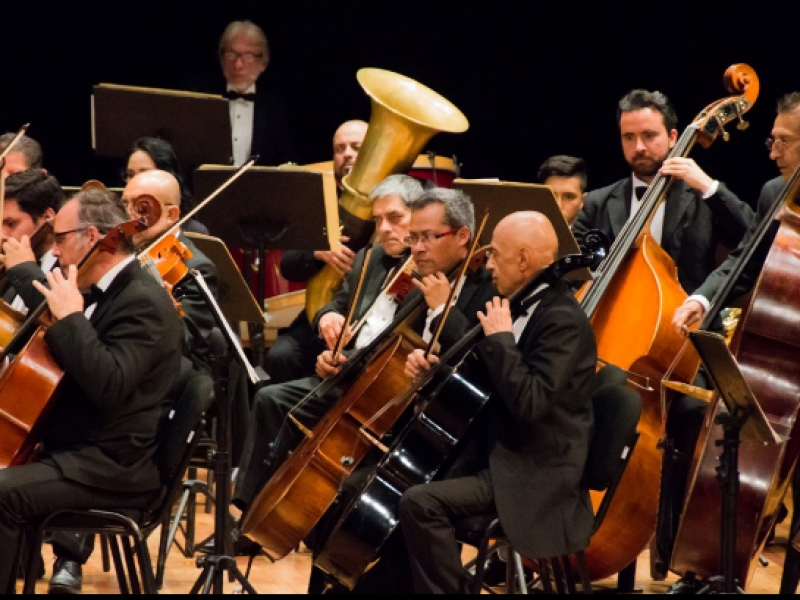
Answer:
[{"left": 572, "top": 89, "right": 754, "bottom": 294}]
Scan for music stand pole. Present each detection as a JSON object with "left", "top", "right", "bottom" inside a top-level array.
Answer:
[{"left": 187, "top": 270, "right": 265, "bottom": 595}]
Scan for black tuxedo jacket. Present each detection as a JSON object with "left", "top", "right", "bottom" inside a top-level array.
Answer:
[
  {"left": 473, "top": 280, "right": 598, "bottom": 559},
  {"left": 694, "top": 176, "right": 784, "bottom": 304},
  {"left": 224, "top": 84, "right": 294, "bottom": 167},
  {"left": 573, "top": 178, "right": 754, "bottom": 293},
  {"left": 10, "top": 260, "right": 183, "bottom": 493}
]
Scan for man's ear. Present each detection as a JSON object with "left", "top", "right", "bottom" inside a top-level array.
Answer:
[
  {"left": 86, "top": 225, "right": 102, "bottom": 246},
  {"left": 519, "top": 247, "right": 532, "bottom": 272}
]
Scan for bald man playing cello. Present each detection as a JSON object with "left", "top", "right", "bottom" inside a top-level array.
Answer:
[{"left": 401, "top": 212, "right": 598, "bottom": 594}]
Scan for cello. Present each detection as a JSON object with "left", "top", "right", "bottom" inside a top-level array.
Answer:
[
  {"left": 572, "top": 63, "right": 759, "bottom": 581},
  {"left": 670, "top": 152, "right": 800, "bottom": 588},
  {"left": 0, "top": 195, "right": 161, "bottom": 468},
  {"left": 314, "top": 250, "right": 599, "bottom": 590},
  {"left": 240, "top": 218, "right": 490, "bottom": 559}
]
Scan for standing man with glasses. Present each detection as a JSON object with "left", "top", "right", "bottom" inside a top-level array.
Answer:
[
  {"left": 218, "top": 20, "right": 294, "bottom": 167},
  {"left": 667, "top": 92, "right": 800, "bottom": 593}
]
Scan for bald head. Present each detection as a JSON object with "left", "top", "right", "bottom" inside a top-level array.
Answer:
[
  {"left": 333, "top": 120, "right": 369, "bottom": 182},
  {"left": 487, "top": 211, "right": 559, "bottom": 297},
  {"left": 122, "top": 170, "right": 182, "bottom": 248}
]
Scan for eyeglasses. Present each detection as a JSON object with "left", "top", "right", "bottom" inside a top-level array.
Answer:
[
  {"left": 765, "top": 136, "right": 800, "bottom": 152},
  {"left": 404, "top": 229, "right": 460, "bottom": 246},
  {"left": 53, "top": 228, "right": 88, "bottom": 246},
  {"left": 220, "top": 51, "right": 264, "bottom": 65}
]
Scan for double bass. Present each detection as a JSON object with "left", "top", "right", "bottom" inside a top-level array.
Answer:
[
  {"left": 670, "top": 151, "right": 800, "bottom": 588},
  {"left": 573, "top": 63, "right": 759, "bottom": 580}
]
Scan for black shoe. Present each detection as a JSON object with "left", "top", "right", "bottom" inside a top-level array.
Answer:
[
  {"left": 666, "top": 575, "right": 701, "bottom": 595},
  {"left": 48, "top": 559, "right": 82, "bottom": 595}
]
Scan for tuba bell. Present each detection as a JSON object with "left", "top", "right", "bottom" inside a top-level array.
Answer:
[{"left": 304, "top": 68, "right": 469, "bottom": 321}]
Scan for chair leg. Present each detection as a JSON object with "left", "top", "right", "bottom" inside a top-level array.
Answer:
[
  {"left": 108, "top": 536, "right": 132, "bottom": 595},
  {"left": 510, "top": 551, "right": 528, "bottom": 595},
  {"left": 23, "top": 526, "right": 46, "bottom": 595},
  {"left": 560, "top": 556, "right": 578, "bottom": 595},
  {"left": 575, "top": 552, "right": 593, "bottom": 594},
  {"left": 550, "top": 556, "right": 568, "bottom": 594},
  {"left": 538, "top": 560, "right": 555, "bottom": 595},
  {"left": 472, "top": 534, "right": 496, "bottom": 595},
  {"left": 121, "top": 537, "right": 143, "bottom": 595},
  {"left": 135, "top": 534, "right": 158, "bottom": 595}
]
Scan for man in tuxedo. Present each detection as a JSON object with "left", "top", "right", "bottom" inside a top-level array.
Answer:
[
  {"left": 0, "top": 133, "right": 43, "bottom": 178},
  {"left": 538, "top": 154, "right": 588, "bottom": 226},
  {"left": 233, "top": 185, "right": 497, "bottom": 518},
  {"left": 0, "top": 188, "right": 183, "bottom": 594},
  {"left": 572, "top": 89, "right": 754, "bottom": 294},
  {"left": 40, "top": 170, "right": 218, "bottom": 593},
  {"left": 218, "top": 20, "right": 293, "bottom": 166},
  {"left": 0, "top": 169, "right": 64, "bottom": 307},
  {"left": 400, "top": 212, "right": 597, "bottom": 594},
  {"left": 266, "top": 120, "right": 368, "bottom": 384},
  {"left": 667, "top": 92, "right": 800, "bottom": 593}
]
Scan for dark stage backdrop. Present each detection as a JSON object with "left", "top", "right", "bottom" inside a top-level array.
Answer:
[{"left": 4, "top": 1, "right": 800, "bottom": 208}]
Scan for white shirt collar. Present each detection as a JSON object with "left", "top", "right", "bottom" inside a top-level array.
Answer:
[
  {"left": 226, "top": 83, "right": 257, "bottom": 96},
  {"left": 631, "top": 174, "right": 650, "bottom": 200},
  {"left": 94, "top": 255, "right": 137, "bottom": 293}
]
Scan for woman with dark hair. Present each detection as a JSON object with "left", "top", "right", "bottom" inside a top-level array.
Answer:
[{"left": 122, "top": 137, "right": 210, "bottom": 234}]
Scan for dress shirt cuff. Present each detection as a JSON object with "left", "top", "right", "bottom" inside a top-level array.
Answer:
[
  {"left": 686, "top": 295, "right": 711, "bottom": 314},
  {"left": 702, "top": 180, "right": 720, "bottom": 200}
]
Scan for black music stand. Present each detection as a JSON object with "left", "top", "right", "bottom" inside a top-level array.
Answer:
[
  {"left": 91, "top": 84, "right": 232, "bottom": 168},
  {"left": 187, "top": 270, "right": 264, "bottom": 595},
  {"left": 193, "top": 166, "right": 339, "bottom": 366},
  {"left": 688, "top": 331, "right": 783, "bottom": 595},
  {"left": 453, "top": 179, "right": 591, "bottom": 282}
]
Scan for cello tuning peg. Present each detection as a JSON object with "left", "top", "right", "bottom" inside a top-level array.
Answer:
[{"left": 737, "top": 119, "right": 750, "bottom": 132}]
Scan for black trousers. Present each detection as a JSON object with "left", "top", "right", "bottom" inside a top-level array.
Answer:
[
  {"left": 233, "top": 376, "right": 342, "bottom": 512},
  {"left": 264, "top": 314, "right": 324, "bottom": 386},
  {"left": 0, "top": 460, "right": 158, "bottom": 594},
  {"left": 399, "top": 470, "right": 496, "bottom": 594}
]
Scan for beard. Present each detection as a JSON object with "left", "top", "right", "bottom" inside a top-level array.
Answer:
[{"left": 627, "top": 155, "right": 665, "bottom": 179}]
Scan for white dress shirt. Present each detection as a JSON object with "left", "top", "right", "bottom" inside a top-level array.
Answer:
[
  {"left": 513, "top": 284, "right": 549, "bottom": 343},
  {"left": 11, "top": 250, "right": 58, "bottom": 315},
  {"left": 423, "top": 275, "right": 467, "bottom": 345},
  {"left": 228, "top": 83, "right": 256, "bottom": 166},
  {"left": 354, "top": 292, "right": 399, "bottom": 350},
  {"left": 84, "top": 256, "right": 136, "bottom": 320},
  {"left": 630, "top": 175, "right": 667, "bottom": 246}
]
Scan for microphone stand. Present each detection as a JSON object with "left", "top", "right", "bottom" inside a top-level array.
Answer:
[{"left": 187, "top": 269, "right": 267, "bottom": 595}]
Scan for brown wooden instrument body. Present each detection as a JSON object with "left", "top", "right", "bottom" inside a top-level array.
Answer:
[
  {"left": 575, "top": 234, "right": 699, "bottom": 580},
  {"left": 0, "top": 329, "right": 64, "bottom": 467},
  {"left": 143, "top": 233, "right": 193, "bottom": 288},
  {"left": 671, "top": 210, "right": 800, "bottom": 587},
  {"left": 241, "top": 333, "right": 419, "bottom": 558}
]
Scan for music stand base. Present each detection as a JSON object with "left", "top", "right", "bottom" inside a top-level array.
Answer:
[{"left": 190, "top": 556, "right": 258, "bottom": 595}]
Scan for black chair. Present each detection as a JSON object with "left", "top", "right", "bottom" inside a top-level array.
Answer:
[
  {"left": 22, "top": 372, "right": 214, "bottom": 595},
  {"left": 457, "top": 365, "right": 642, "bottom": 594}
]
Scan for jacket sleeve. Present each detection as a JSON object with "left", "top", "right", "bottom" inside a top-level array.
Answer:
[
  {"left": 474, "top": 306, "right": 588, "bottom": 426},
  {"left": 6, "top": 261, "right": 48, "bottom": 310},
  {"left": 44, "top": 282, "right": 183, "bottom": 415},
  {"left": 705, "top": 182, "right": 755, "bottom": 249},
  {"left": 280, "top": 250, "right": 324, "bottom": 283}
]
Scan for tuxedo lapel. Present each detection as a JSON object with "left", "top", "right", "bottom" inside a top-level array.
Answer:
[
  {"left": 662, "top": 182, "right": 694, "bottom": 253},
  {"left": 608, "top": 180, "right": 632, "bottom": 237},
  {"left": 88, "top": 261, "right": 141, "bottom": 327}
]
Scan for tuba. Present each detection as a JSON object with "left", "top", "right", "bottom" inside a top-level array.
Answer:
[{"left": 304, "top": 68, "right": 469, "bottom": 320}]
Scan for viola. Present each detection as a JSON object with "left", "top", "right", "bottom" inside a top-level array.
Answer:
[{"left": 0, "top": 195, "right": 161, "bottom": 468}]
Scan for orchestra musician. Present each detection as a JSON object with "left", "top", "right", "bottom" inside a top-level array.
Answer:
[
  {"left": 265, "top": 120, "right": 368, "bottom": 384},
  {"left": 537, "top": 154, "right": 588, "bottom": 226},
  {"left": 668, "top": 92, "right": 800, "bottom": 594},
  {"left": 0, "top": 169, "right": 64, "bottom": 307},
  {"left": 122, "top": 137, "right": 209, "bottom": 235},
  {"left": 400, "top": 211, "right": 597, "bottom": 594},
  {"left": 232, "top": 183, "right": 498, "bottom": 535},
  {"left": 0, "top": 133, "right": 43, "bottom": 178},
  {"left": 42, "top": 170, "right": 218, "bottom": 594},
  {"left": 0, "top": 188, "right": 183, "bottom": 594},
  {"left": 217, "top": 20, "right": 294, "bottom": 167},
  {"left": 572, "top": 89, "right": 754, "bottom": 294}
]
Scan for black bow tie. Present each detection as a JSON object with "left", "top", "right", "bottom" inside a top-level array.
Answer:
[
  {"left": 82, "top": 284, "right": 105, "bottom": 307},
  {"left": 634, "top": 186, "right": 648, "bottom": 201},
  {"left": 224, "top": 91, "right": 257, "bottom": 102}
]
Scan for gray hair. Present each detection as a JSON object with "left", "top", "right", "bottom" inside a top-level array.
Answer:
[
  {"left": 408, "top": 188, "right": 475, "bottom": 238},
  {"left": 75, "top": 189, "right": 134, "bottom": 254},
  {"left": 369, "top": 174, "right": 424, "bottom": 207},
  {"left": 0, "top": 133, "right": 43, "bottom": 170},
  {"left": 219, "top": 20, "right": 270, "bottom": 65}
]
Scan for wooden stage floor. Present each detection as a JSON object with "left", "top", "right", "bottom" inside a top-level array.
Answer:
[{"left": 21, "top": 499, "right": 793, "bottom": 594}]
